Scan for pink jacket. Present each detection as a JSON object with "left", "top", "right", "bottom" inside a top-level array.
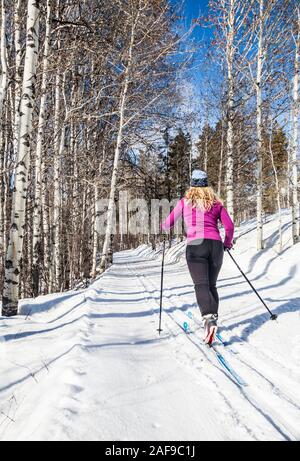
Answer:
[{"left": 161, "top": 198, "right": 234, "bottom": 248}]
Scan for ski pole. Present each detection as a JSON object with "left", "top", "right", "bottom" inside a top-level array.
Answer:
[
  {"left": 226, "top": 249, "right": 277, "bottom": 321},
  {"left": 158, "top": 235, "right": 166, "bottom": 335}
]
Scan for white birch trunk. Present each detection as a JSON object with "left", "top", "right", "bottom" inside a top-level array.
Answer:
[
  {"left": 92, "top": 154, "right": 105, "bottom": 278},
  {"left": 0, "top": 122, "right": 7, "bottom": 268},
  {"left": 256, "top": 0, "right": 265, "bottom": 251},
  {"left": 52, "top": 120, "right": 65, "bottom": 291},
  {"left": 2, "top": 0, "right": 40, "bottom": 316},
  {"left": 13, "top": 0, "right": 22, "bottom": 162},
  {"left": 51, "top": 68, "right": 66, "bottom": 292},
  {"left": 225, "top": 0, "right": 235, "bottom": 219},
  {"left": 1, "top": 106, "right": 9, "bottom": 259},
  {"left": 287, "top": 136, "right": 291, "bottom": 209},
  {"left": 68, "top": 117, "right": 77, "bottom": 287},
  {"left": 204, "top": 130, "right": 208, "bottom": 172},
  {"left": 218, "top": 119, "right": 225, "bottom": 197},
  {"left": 32, "top": 0, "right": 51, "bottom": 296},
  {"left": 41, "top": 176, "right": 50, "bottom": 293},
  {"left": 91, "top": 184, "right": 99, "bottom": 279},
  {"left": 0, "top": 145, "right": 4, "bottom": 263},
  {"left": 291, "top": 8, "right": 300, "bottom": 244},
  {"left": 50, "top": 72, "right": 61, "bottom": 291},
  {"left": 0, "top": 0, "right": 8, "bottom": 117},
  {"left": 0, "top": 0, "right": 8, "bottom": 265},
  {"left": 189, "top": 143, "right": 193, "bottom": 180}
]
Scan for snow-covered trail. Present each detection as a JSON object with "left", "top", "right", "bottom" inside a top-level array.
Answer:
[{"left": 0, "top": 213, "right": 300, "bottom": 441}]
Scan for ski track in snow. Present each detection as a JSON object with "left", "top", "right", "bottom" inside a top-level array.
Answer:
[
  {"left": 139, "top": 268, "right": 300, "bottom": 412},
  {"left": 135, "top": 263, "right": 299, "bottom": 441},
  {"left": 0, "top": 211, "right": 300, "bottom": 441}
]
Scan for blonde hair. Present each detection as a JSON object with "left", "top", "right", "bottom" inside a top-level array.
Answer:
[{"left": 185, "top": 187, "right": 222, "bottom": 212}]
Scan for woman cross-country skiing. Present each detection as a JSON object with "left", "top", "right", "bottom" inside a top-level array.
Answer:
[{"left": 161, "top": 170, "right": 234, "bottom": 346}]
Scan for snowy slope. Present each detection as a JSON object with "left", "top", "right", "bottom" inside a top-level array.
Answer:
[{"left": 0, "top": 211, "right": 300, "bottom": 441}]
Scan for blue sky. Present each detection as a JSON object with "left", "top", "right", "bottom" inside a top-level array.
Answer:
[
  {"left": 185, "top": 0, "right": 212, "bottom": 77},
  {"left": 174, "top": 0, "right": 211, "bottom": 39},
  {"left": 170, "top": 1, "right": 219, "bottom": 126},
  {"left": 172, "top": 0, "right": 215, "bottom": 89},
  {"left": 183, "top": 0, "right": 209, "bottom": 23}
]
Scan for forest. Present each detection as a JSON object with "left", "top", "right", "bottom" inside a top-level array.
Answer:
[{"left": 0, "top": 0, "right": 299, "bottom": 316}]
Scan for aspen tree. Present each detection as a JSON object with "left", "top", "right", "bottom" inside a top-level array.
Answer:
[{"left": 2, "top": 0, "right": 40, "bottom": 316}]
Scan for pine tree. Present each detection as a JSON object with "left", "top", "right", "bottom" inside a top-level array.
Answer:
[
  {"left": 196, "top": 122, "right": 222, "bottom": 192},
  {"left": 167, "top": 129, "right": 191, "bottom": 199}
]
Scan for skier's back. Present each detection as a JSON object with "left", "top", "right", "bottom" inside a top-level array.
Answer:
[{"left": 162, "top": 170, "right": 234, "bottom": 345}]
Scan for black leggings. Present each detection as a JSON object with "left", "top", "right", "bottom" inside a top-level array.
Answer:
[{"left": 186, "top": 239, "right": 224, "bottom": 317}]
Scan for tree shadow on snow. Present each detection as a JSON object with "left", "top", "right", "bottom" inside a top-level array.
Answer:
[
  {"left": 244, "top": 222, "right": 291, "bottom": 274},
  {"left": 20, "top": 291, "right": 84, "bottom": 316},
  {"left": 219, "top": 263, "right": 297, "bottom": 301},
  {"left": 222, "top": 297, "right": 300, "bottom": 345}
]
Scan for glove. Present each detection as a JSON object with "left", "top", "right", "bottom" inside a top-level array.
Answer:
[{"left": 224, "top": 238, "right": 236, "bottom": 251}]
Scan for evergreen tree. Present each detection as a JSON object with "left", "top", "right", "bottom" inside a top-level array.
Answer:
[
  {"left": 167, "top": 129, "right": 192, "bottom": 199},
  {"left": 196, "top": 122, "right": 223, "bottom": 192},
  {"left": 195, "top": 116, "right": 257, "bottom": 224}
]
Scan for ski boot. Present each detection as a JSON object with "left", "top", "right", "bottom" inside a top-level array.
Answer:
[{"left": 203, "top": 314, "right": 218, "bottom": 346}]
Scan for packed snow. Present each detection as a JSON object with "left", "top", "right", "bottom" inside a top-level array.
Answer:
[{"left": 0, "top": 210, "right": 300, "bottom": 441}]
